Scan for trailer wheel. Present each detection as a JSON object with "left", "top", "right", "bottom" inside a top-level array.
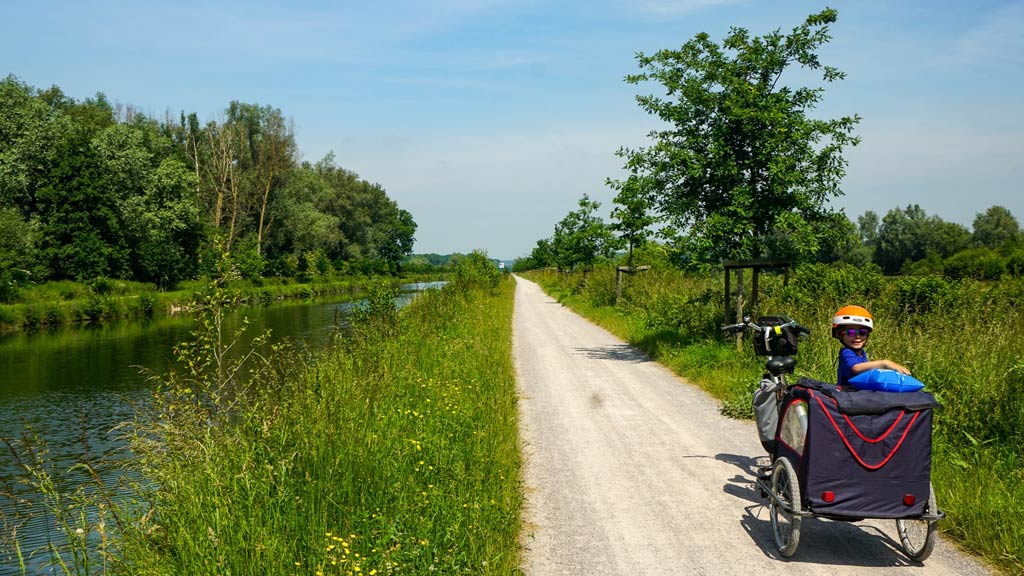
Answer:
[{"left": 896, "top": 483, "right": 937, "bottom": 562}]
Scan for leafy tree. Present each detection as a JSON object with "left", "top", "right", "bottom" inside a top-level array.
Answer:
[
  {"left": 617, "top": 9, "right": 859, "bottom": 265},
  {"left": 972, "top": 205, "right": 1020, "bottom": 251},
  {"left": 856, "top": 210, "right": 880, "bottom": 248},
  {"left": 514, "top": 238, "right": 556, "bottom": 271},
  {"left": 608, "top": 174, "right": 656, "bottom": 268},
  {"left": 35, "top": 130, "right": 129, "bottom": 280},
  {"left": 875, "top": 204, "right": 970, "bottom": 274},
  {"left": 378, "top": 208, "right": 417, "bottom": 271},
  {"left": 226, "top": 102, "right": 297, "bottom": 256},
  {"left": 0, "top": 75, "right": 73, "bottom": 212},
  {"left": 0, "top": 206, "right": 38, "bottom": 276},
  {"left": 552, "top": 194, "right": 618, "bottom": 272}
]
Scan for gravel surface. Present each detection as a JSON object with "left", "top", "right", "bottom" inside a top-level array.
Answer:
[{"left": 512, "top": 275, "right": 994, "bottom": 576}]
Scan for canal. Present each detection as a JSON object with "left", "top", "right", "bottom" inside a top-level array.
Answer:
[{"left": 0, "top": 282, "right": 442, "bottom": 574}]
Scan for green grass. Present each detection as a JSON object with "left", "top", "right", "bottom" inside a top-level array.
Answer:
[
  {"left": 525, "top": 265, "right": 1024, "bottom": 575},
  {"left": 108, "top": 277, "right": 522, "bottom": 575}
]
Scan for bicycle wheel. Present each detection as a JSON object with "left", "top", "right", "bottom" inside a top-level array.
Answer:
[
  {"left": 896, "top": 483, "right": 937, "bottom": 562},
  {"left": 770, "top": 457, "right": 802, "bottom": 557}
]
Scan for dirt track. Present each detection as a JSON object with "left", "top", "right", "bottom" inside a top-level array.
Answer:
[{"left": 512, "top": 275, "right": 993, "bottom": 576}]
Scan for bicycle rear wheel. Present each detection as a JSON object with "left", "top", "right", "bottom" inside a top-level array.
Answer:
[{"left": 770, "top": 457, "right": 802, "bottom": 557}]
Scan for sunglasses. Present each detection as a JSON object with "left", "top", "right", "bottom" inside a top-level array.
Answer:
[{"left": 842, "top": 328, "right": 871, "bottom": 337}]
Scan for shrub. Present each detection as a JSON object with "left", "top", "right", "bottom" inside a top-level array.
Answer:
[
  {"left": 784, "top": 262, "right": 884, "bottom": 307},
  {"left": 944, "top": 248, "right": 1006, "bottom": 280},
  {"left": 884, "top": 275, "right": 961, "bottom": 317},
  {"left": 452, "top": 250, "right": 501, "bottom": 292}
]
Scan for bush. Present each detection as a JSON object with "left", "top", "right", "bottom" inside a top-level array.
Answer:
[
  {"left": 884, "top": 275, "right": 961, "bottom": 317},
  {"left": 452, "top": 250, "right": 501, "bottom": 292},
  {"left": 784, "top": 262, "right": 884, "bottom": 307},
  {"left": 944, "top": 248, "right": 1006, "bottom": 280},
  {"left": 1006, "top": 249, "right": 1024, "bottom": 277}
]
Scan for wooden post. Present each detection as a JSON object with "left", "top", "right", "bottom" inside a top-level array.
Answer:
[
  {"left": 616, "top": 267, "right": 624, "bottom": 304},
  {"left": 615, "top": 265, "right": 649, "bottom": 305}
]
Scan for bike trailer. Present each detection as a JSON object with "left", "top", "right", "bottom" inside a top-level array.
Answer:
[{"left": 774, "top": 378, "right": 942, "bottom": 519}]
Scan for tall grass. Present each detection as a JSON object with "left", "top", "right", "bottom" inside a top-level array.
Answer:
[
  {"left": 111, "top": 276, "right": 521, "bottom": 575},
  {"left": 3, "top": 272, "right": 519, "bottom": 575},
  {"left": 526, "top": 264, "right": 1023, "bottom": 575}
]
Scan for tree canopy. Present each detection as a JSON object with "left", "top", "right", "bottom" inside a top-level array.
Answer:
[
  {"left": 0, "top": 75, "right": 417, "bottom": 285},
  {"left": 614, "top": 8, "right": 860, "bottom": 266}
]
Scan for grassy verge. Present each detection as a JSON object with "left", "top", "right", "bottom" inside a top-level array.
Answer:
[
  {"left": 524, "top": 265, "right": 1022, "bottom": 575},
  {"left": 0, "top": 273, "right": 443, "bottom": 335},
  {"left": 105, "top": 276, "right": 521, "bottom": 575}
]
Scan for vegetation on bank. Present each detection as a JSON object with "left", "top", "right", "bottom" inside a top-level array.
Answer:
[
  {"left": 0, "top": 272, "right": 445, "bottom": 335},
  {"left": 3, "top": 252, "right": 520, "bottom": 575},
  {"left": 524, "top": 263, "right": 1023, "bottom": 575}
]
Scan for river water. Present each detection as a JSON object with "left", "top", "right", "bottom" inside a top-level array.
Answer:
[{"left": 0, "top": 282, "right": 442, "bottom": 574}]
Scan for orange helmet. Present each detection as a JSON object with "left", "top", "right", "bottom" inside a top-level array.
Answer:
[{"left": 832, "top": 305, "right": 874, "bottom": 338}]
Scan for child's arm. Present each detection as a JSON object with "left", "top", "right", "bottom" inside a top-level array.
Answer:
[{"left": 851, "top": 359, "right": 911, "bottom": 375}]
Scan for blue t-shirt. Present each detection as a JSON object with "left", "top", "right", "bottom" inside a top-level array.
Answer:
[{"left": 837, "top": 347, "right": 869, "bottom": 388}]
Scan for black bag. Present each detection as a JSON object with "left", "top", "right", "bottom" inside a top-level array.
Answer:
[{"left": 752, "top": 316, "right": 800, "bottom": 356}]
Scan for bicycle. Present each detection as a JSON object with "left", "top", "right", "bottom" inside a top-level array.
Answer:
[{"left": 722, "top": 315, "right": 943, "bottom": 561}]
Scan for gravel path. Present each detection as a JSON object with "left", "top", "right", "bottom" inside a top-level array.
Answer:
[{"left": 512, "top": 275, "right": 993, "bottom": 576}]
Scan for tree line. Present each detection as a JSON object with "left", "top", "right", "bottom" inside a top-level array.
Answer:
[
  {"left": 0, "top": 75, "right": 416, "bottom": 291},
  {"left": 514, "top": 9, "right": 1023, "bottom": 280}
]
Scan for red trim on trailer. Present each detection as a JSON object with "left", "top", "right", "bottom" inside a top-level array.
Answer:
[{"left": 812, "top": 394, "right": 921, "bottom": 470}]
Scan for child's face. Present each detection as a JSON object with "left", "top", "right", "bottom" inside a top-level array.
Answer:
[{"left": 840, "top": 326, "right": 870, "bottom": 350}]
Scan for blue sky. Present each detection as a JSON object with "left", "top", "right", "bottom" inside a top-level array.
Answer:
[{"left": 4, "top": 1, "right": 1022, "bottom": 259}]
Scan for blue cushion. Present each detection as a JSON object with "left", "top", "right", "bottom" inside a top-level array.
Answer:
[{"left": 848, "top": 369, "right": 925, "bottom": 393}]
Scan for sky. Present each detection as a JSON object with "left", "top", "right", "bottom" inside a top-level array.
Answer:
[{"left": 3, "top": 0, "right": 1023, "bottom": 260}]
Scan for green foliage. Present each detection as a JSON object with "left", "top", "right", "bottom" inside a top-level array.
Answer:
[
  {"left": 618, "top": 9, "right": 859, "bottom": 265},
  {"left": 349, "top": 278, "right": 400, "bottom": 338},
  {"left": 884, "top": 275, "right": 962, "bottom": 317},
  {"left": 1007, "top": 249, "right": 1024, "bottom": 277},
  {"left": 110, "top": 275, "right": 522, "bottom": 575},
  {"left": 551, "top": 194, "right": 618, "bottom": 271},
  {"left": 875, "top": 204, "right": 971, "bottom": 275},
  {"left": 452, "top": 250, "right": 502, "bottom": 292},
  {"left": 232, "top": 240, "right": 266, "bottom": 281},
  {"left": 783, "top": 262, "right": 884, "bottom": 308},
  {"left": 943, "top": 248, "right": 1006, "bottom": 280},
  {"left": 1, "top": 76, "right": 415, "bottom": 287},
  {"left": 608, "top": 174, "right": 656, "bottom": 267},
  {"left": 972, "top": 205, "right": 1020, "bottom": 250}
]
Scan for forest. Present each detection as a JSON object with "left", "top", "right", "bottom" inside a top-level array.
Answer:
[{"left": 0, "top": 75, "right": 417, "bottom": 294}]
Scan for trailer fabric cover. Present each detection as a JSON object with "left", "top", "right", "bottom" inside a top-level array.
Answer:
[{"left": 784, "top": 378, "right": 940, "bottom": 519}]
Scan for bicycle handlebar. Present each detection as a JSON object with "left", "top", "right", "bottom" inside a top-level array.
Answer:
[{"left": 720, "top": 316, "right": 810, "bottom": 337}]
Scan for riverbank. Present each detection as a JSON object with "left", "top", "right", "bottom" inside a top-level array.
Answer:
[
  {"left": 3, "top": 257, "right": 520, "bottom": 575},
  {"left": 0, "top": 273, "right": 444, "bottom": 336},
  {"left": 523, "top": 265, "right": 1021, "bottom": 576}
]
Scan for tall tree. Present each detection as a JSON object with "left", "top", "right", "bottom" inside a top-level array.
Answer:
[
  {"left": 972, "top": 205, "right": 1020, "bottom": 250},
  {"left": 226, "top": 102, "right": 297, "bottom": 255},
  {"left": 608, "top": 174, "right": 656, "bottom": 268},
  {"left": 617, "top": 9, "right": 859, "bottom": 265},
  {"left": 875, "top": 204, "right": 970, "bottom": 274},
  {"left": 552, "top": 194, "right": 618, "bottom": 272}
]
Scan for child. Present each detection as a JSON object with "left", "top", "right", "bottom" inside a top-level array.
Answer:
[{"left": 832, "top": 305, "right": 911, "bottom": 388}]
